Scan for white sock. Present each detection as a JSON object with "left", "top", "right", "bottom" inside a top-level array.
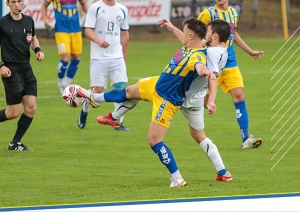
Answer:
[
  {"left": 171, "top": 170, "right": 183, "bottom": 180},
  {"left": 199, "top": 138, "right": 225, "bottom": 172},
  {"left": 112, "top": 100, "right": 139, "bottom": 120},
  {"left": 64, "top": 77, "right": 72, "bottom": 87},
  {"left": 93, "top": 93, "right": 106, "bottom": 103},
  {"left": 114, "top": 102, "right": 124, "bottom": 123},
  {"left": 82, "top": 97, "right": 91, "bottom": 113},
  {"left": 58, "top": 78, "right": 64, "bottom": 87}
]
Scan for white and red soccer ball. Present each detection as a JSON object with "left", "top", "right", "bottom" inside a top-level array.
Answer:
[{"left": 62, "top": 85, "right": 85, "bottom": 107}]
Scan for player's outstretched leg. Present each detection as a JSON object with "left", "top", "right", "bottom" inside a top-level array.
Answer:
[{"left": 76, "top": 87, "right": 100, "bottom": 108}]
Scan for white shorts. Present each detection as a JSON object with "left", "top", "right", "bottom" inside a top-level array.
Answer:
[
  {"left": 90, "top": 58, "right": 128, "bottom": 89},
  {"left": 180, "top": 91, "right": 205, "bottom": 130}
]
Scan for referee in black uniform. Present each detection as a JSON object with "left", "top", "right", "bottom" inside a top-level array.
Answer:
[{"left": 0, "top": 0, "right": 44, "bottom": 151}]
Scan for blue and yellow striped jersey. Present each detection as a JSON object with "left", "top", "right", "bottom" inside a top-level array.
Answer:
[
  {"left": 155, "top": 46, "right": 207, "bottom": 106},
  {"left": 45, "top": 0, "right": 81, "bottom": 33},
  {"left": 198, "top": 6, "right": 239, "bottom": 68}
]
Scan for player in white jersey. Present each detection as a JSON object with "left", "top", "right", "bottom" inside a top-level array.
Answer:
[
  {"left": 181, "top": 46, "right": 227, "bottom": 132},
  {"left": 77, "top": 19, "right": 234, "bottom": 183},
  {"left": 77, "top": 0, "right": 130, "bottom": 131}
]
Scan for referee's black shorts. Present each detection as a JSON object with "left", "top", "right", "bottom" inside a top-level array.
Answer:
[{"left": 1, "top": 63, "right": 37, "bottom": 105}]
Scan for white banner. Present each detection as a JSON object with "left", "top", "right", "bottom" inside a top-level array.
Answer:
[
  {"left": 2, "top": 0, "right": 171, "bottom": 29},
  {"left": 117, "top": 0, "right": 171, "bottom": 25}
]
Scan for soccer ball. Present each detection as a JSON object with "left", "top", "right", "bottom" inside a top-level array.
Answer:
[{"left": 62, "top": 84, "right": 85, "bottom": 107}]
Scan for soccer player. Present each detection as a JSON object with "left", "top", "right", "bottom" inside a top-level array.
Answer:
[
  {"left": 77, "top": 0, "right": 130, "bottom": 131},
  {"left": 78, "top": 18, "right": 229, "bottom": 186},
  {"left": 198, "top": 0, "right": 263, "bottom": 148},
  {"left": 41, "top": 0, "right": 88, "bottom": 94},
  {"left": 0, "top": 0, "right": 45, "bottom": 151}
]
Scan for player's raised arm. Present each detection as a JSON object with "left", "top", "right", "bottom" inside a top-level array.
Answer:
[
  {"left": 159, "top": 19, "right": 184, "bottom": 44},
  {"left": 79, "top": 0, "right": 89, "bottom": 13},
  {"left": 234, "top": 31, "right": 264, "bottom": 59}
]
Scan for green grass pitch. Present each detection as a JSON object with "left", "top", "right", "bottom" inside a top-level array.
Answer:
[{"left": 0, "top": 37, "right": 299, "bottom": 208}]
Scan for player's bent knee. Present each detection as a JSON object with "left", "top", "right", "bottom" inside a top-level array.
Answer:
[
  {"left": 6, "top": 108, "right": 22, "bottom": 119},
  {"left": 24, "top": 105, "right": 37, "bottom": 116}
]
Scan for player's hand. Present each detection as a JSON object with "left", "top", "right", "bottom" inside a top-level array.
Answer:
[
  {"left": 249, "top": 50, "right": 264, "bottom": 59},
  {"left": 36, "top": 51, "right": 44, "bottom": 61},
  {"left": 44, "top": 20, "right": 52, "bottom": 29},
  {"left": 159, "top": 19, "right": 174, "bottom": 31},
  {"left": 205, "top": 71, "right": 216, "bottom": 81},
  {"left": 206, "top": 102, "right": 216, "bottom": 116},
  {"left": 0, "top": 66, "right": 11, "bottom": 78},
  {"left": 97, "top": 40, "right": 110, "bottom": 48}
]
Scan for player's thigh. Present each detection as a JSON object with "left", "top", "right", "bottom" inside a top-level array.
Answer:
[
  {"left": 55, "top": 33, "right": 71, "bottom": 55},
  {"left": 2, "top": 65, "right": 25, "bottom": 105},
  {"left": 151, "top": 90, "right": 180, "bottom": 129},
  {"left": 108, "top": 58, "right": 128, "bottom": 86},
  {"left": 217, "top": 66, "right": 244, "bottom": 94},
  {"left": 90, "top": 59, "right": 109, "bottom": 88},
  {"left": 180, "top": 106, "right": 205, "bottom": 131},
  {"left": 138, "top": 76, "right": 159, "bottom": 102},
  {"left": 70, "top": 32, "right": 82, "bottom": 55},
  {"left": 23, "top": 65, "right": 37, "bottom": 97}
]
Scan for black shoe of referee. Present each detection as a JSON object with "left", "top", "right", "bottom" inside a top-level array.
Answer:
[{"left": 8, "top": 142, "right": 33, "bottom": 151}]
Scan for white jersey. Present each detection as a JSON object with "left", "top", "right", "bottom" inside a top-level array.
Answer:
[
  {"left": 182, "top": 46, "right": 228, "bottom": 108},
  {"left": 84, "top": 0, "right": 129, "bottom": 59}
]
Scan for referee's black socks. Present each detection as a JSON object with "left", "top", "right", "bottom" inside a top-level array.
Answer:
[
  {"left": 11, "top": 113, "right": 33, "bottom": 143},
  {"left": 0, "top": 109, "right": 8, "bottom": 122}
]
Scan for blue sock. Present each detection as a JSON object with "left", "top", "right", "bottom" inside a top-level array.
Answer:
[
  {"left": 66, "top": 59, "right": 80, "bottom": 79},
  {"left": 58, "top": 59, "right": 68, "bottom": 79},
  {"left": 104, "top": 88, "right": 128, "bottom": 103},
  {"left": 217, "top": 169, "right": 227, "bottom": 176},
  {"left": 234, "top": 100, "right": 249, "bottom": 142},
  {"left": 151, "top": 141, "right": 178, "bottom": 174}
]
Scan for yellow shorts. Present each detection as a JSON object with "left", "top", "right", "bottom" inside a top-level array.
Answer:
[
  {"left": 217, "top": 66, "right": 244, "bottom": 94},
  {"left": 55, "top": 32, "right": 82, "bottom": 55},
  {"left": 152, "top": 90, "right": 181, "bottom": 129},
  {"left": 138, "top": 76, "right": 158, "bottom": 102},
  {"left": 137, "top": 76, "right": 180, "bottom": 129}
]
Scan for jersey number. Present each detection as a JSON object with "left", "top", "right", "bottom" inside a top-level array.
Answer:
[{"left": 107, "top": 22, "right": 114, "bottom": 31}]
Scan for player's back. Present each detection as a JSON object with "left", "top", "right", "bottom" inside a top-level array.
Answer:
[
  {"left": 46, "top": 0, "right": 81, "bottom": 33},
  {"left": 155, "top": 46, "right": 207, "bottom": 106},
  {"left": 198, "top": 6, "right": 239, "bottom": 68}
]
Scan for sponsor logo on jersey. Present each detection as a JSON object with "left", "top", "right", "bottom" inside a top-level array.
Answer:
[
  {"left": 197, "top": 55, "right": 203, "bottom": 63},
  {"left": 26, "top": 33, "right": 32, "bottom": 43},
  {"left": 213, "top": 13, "right": 219, "bottom": 20},
  {"left": 116, "top": 15, "right": 122, "bottom": 22}
]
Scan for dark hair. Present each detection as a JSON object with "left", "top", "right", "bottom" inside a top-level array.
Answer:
[
  {"left": 182, "top": 17, "right": 207, "bottom": 40},
  {"left": 207, "top": 20, "right": 231, "bottom": 43}
]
